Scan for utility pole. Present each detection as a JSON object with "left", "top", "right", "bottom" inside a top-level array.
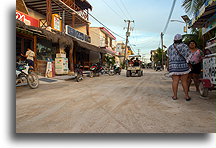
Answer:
[
  {"left": 161, "top": 32, "right": 164, "bottom": 70},
  {"left": 137, "top": 49, "right": 140, "bottom": 55},
  {"left": 124, "top": 20, "right": 134, "bottom": 67}
]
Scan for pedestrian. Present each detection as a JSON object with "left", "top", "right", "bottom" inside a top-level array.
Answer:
[
  {"left": 167, "top": 34, "right": 191, "bottom": 101},
  {"left": 21, "top": 48, "right": 35, "bottom": 69},
  {"left": 187, "top": 40, "right": 204, "bottom": 92}
]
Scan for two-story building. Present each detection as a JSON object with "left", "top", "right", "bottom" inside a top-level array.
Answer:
[
  {"left": 89, "top": 27, "right": 117, "bottom": 64},
  {"left": 16, "top": 0, "right": 108, "bottom": 75}
]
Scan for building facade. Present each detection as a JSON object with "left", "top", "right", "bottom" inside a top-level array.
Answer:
[{"left": 16, "top": 0, "right": 108, "bottom": 75}]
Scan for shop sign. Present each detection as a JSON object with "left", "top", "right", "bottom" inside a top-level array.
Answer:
[
  {"left": 202, "top": 15, "right": 216, "bottom": 35},
  {"left": 65, "top": 25, "right": 91, "bottom": 43},
  {"left": 16, "top": 10, "right": 39, "bottom": 27},
  {"left": 51, "top": 14, "right": 62, "bottom": 32}
]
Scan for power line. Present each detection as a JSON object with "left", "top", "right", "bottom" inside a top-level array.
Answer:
[
  {"left": 119, "top": 0, "right": 133, "bottom": 20},
  {"left": 113, "top": 0, "right": 129, "bottom": 20},
  {"left": 162, "top": 0, "right": 177, "bottom": 34},
  {"left": 86, "top": 11, "right": 126, "bottom": 40},
  {"left": 102, "top": 0, "right": 124, "bottom": 20}
]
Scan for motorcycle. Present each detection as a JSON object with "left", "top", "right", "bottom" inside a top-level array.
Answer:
[
  {"left": 16, "top": 61, "right": 39, "bottom": 89},
  {"left": 90, "top": 63, "right": 103, "bottom": 77},
  {"left": 74, "top": 64, "right": 83, "bottom": 82},
  {"left": 113, "top": 65, "right": 121, "bottom": 75}
]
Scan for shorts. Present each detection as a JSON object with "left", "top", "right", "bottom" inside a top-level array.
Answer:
[
  {"left": 27, "top": 59, "right": 34, "bottom": 67},
  {"left": 190, "top": 63, "right": 201, "bottom": 74}
]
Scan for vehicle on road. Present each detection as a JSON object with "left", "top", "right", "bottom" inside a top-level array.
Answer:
[
  {"left": 113, "top": 64, "right": 121, "bottom": 75},
  {"left": 16, "top": 61, "right": 39, "bottom": 89},
  {"left": 74, "top": 64, "right": 84, "bottom": 82},
  {"left": 90, "top": 63, "right": 103, "bottom": 77},
  {"left": 126, "top": 55, "right": 143, "bottom": 77}
]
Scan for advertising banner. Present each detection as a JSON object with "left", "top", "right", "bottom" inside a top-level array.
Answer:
[
  {"left": 16, "top": 10, "right": 39, "bottom": 27},
  {"left": 52, "top": 14, "right": 62, "bottom": 32}
]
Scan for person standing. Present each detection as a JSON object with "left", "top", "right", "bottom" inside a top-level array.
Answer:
[
  {"left": 187, "top": 40, "right": 204, "bottom": 92},
  {"left": 167, "top": 34, "right": 191, "bottom": 101},
  {"left": 21, "top": 48, "right": 35, "bottom": 69}
]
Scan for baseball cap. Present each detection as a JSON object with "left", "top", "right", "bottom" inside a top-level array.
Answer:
[{"left": 174, "top": 34, "right": 182, "bottom": 41}]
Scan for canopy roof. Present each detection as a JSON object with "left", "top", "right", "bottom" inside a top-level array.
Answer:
[
  {"left": 189, "top": 0, "right": 216, "bottom": 28},
  {"left": 24, "top": 0, "right": 90, "bottom": 25}
]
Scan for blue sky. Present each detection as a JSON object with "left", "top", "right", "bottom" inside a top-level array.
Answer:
[{"left": 88, "top": 0, "right": 189, "bottom": 61}]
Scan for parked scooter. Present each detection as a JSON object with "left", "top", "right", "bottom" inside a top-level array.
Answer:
[
  {"left": 113, "top": 64, "right": 121, "bottom": 75},
  {"left": 16, "top": 61, "right": 39, "bottom": 89},
  {"left": 90, "top": 63, "right": 103, "bottom": 77},
  {"left": 74, "top": 64, "right": 83, "bottom": 82}
]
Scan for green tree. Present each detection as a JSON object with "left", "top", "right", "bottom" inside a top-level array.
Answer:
[
  {"left": 153, "top": 48, "right": 167, "bottom": 66},
  {"left": 182, "top": 0, "right": 205, "bottom": 16},
  {"left": 182, "top": 28, "right": 204, "bottom": 49}
]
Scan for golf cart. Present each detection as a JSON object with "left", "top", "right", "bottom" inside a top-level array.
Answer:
[{"left": 126, "top": 55, "right": 143, "bottom": 77}]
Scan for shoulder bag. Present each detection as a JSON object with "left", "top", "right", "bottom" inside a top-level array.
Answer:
[{"left": 173, "top": 44, "right": 192, "bottom": 69}]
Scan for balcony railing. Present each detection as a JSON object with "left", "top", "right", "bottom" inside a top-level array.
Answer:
[{"left": 61, "top": 0, "right": 89, "bottom": 20}]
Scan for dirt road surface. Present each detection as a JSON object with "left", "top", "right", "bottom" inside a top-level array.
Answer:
[{"left": 16, "top": 69, "right": 216, "bottom": 133}]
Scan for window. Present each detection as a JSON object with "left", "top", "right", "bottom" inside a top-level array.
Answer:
[{"left": 37, "top": 38, "right": 57, "bottom": 61}]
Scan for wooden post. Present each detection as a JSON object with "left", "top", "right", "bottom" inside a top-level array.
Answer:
[
  {"left": 69, "top": 42, "right": 74, "bottom": 72},
  {"left": 46, "top": 0, "right": 52, "bottom": 27},
  {"left": 33, "top": 35, "right": 37, "bottom": 71},
  {"left": 71, "top": 13, "right": 75, "bottom": 28},
  {"left": 86, "top": 23, "right": 90, "bottom": 36}
]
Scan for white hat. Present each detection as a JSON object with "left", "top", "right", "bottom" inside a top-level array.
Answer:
[{"left": 174, "top": 34, "right": 182, "bottom": 41}]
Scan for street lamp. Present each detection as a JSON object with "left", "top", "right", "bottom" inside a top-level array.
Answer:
[{"left": 170, "top": 15, "right": 190, "bottom": 34}]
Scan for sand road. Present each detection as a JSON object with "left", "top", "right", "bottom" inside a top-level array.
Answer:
[{"left": 16, "top": 70, "right": 216, "bottom": 133}]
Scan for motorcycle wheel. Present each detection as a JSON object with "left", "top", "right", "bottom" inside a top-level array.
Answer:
[
  {"left": 76, "top": 74, "right": 82, "bottom": 82},
  {"left": 89, "top": 71, "right": 94, "bottom": 78},
  {"left": 27, "top": 72, "right": 39, "bottom": 89}
]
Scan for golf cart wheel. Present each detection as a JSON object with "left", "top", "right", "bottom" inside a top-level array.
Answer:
[
  {"left": 138, "top": 71, "right": 142, "bottom": 77},
  {"left": 141, "top": 71, "right": 143, "bottom": 76},
  {"left": 199, "top": 82, "right": 209, "bottom": 97},
  {"left": 126, "top": 71, "right": 131, "bottom": 77}
]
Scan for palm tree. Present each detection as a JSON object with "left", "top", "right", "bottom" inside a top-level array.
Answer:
[
  {"left": 182, "top": 0, "right": 206, "bottom": 49},
  {"left": 182, "top": 0, "right": 206, "bottom": 16}
]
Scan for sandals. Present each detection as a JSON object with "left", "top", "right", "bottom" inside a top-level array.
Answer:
[
  {"left": 186, "top": 97, "right": 191, "bottom": 101},
  {"left": 172, "top": 96, "right": 178, "bottom": 100}
]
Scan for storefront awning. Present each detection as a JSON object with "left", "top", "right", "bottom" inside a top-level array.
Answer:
[
  {"left": 102, "top": 47, "right": 116, "bottom": 56},
  {"left": 189, "top": 0, "right": 216, "bottom": 28},
  {"left": 16, "top": 19, "right": 105, "bottom": 54}
]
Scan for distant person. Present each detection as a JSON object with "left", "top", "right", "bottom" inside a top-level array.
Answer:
[
  {"left": 134, "top": 58, "right": 140, "bottom": 66},
  {"left": 129, "top": 58, "right": 135, "bottom": 65},
  {"left": 21, "top": 48, "right": 35, "bottom": 69},
  {"left": 167, "top": 34, "right": 191, "bottom": 101},
  {"left": 187, "top": 40, "right": 204, "bottom": 92}
]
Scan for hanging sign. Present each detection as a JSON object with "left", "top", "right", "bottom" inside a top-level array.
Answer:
[
  {"left": 65, "top": 25, "right": 91, "bottom": 43},
  {"left": 51, "top": 14, "right": 62, "bottom": 32}
]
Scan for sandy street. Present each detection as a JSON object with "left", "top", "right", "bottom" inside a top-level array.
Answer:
[{"left": 16, "top": 69, "right": 216, "bottom": 133}]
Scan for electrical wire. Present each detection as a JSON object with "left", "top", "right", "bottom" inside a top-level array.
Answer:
[
  {"left": 119, "top": 0, "right": 133, "bottom": 20},
  {"left": 162, "top": 0, "right": 177, "bottom": 34},
  {"left": 102, "top": 0, "right": 124, "bottom": 20},
  {"left": 112, "top": 0, "right": 129, "bottom": 20},
  {"left": 86, "top": 11, "right": 126, "bottom": 40}
]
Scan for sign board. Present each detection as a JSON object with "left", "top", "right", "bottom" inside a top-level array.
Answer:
[
  {"left": 16, "top": 10, "right": 39, "bottom": 27},
  {"left": 51, "top": 14, "right": 62, "bottom": 32},
  {"left": 202, "top": 15, "right": 216, "bottom": 35},
  {"left": 65, "top": 25, "right": 91, "bottom": 43}
]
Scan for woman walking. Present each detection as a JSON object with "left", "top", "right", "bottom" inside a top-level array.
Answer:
[
  {"left": 187, "top": 40, "right": 204, "bottom": 92},
  {"left": 168, "top": 34, "right": 191, "bottom": 101}
]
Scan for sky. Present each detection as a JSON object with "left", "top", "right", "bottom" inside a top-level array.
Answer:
[{"left": 87, "top": 0, "right": 189, "bottom": 61}]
